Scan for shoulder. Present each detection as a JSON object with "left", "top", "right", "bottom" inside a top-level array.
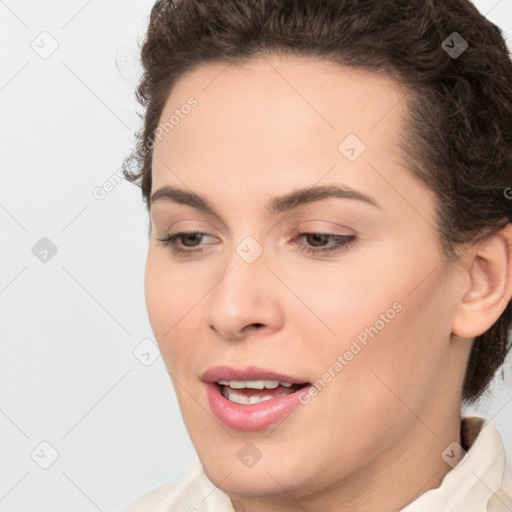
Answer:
[{"left": 121, "top": 457, "right": 234, "bottom": 512}]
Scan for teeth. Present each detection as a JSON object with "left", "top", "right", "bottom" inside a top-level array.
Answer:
[
  {"left": 249, "top": 395, "right": 273, "bottom": 404},
  {"left": 216, "top": 379, "right": 291, "bottom": 389},
  {"left": 221, "top": 387, "right": 294, "bottom": 404}
]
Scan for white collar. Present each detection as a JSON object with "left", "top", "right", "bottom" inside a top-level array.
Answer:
[{"left": 401, "top": 416, "right": 510, "bottom": 511}]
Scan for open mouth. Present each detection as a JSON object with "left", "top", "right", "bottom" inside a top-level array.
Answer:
[
  {"left": 204, "top": 370, "right": 313, "bottom": 430},
  {"left": 215, "top": 380, "right": 310, "bottom": 405}
]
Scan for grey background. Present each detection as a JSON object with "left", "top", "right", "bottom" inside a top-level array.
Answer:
[{"left": 1, "top": 0, "right": 511, "bottom": 510}]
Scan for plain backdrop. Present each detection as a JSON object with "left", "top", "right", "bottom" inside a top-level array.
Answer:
[{"left": 1, "top": 0, "right": 512, "bottom": 510}]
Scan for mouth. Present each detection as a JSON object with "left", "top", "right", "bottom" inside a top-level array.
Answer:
[
  {"left": 215, "top": 380, "right": 309, "bottom": 404},
  {"left": 201, "top": 366, "right": 312, "bottom": 431}
]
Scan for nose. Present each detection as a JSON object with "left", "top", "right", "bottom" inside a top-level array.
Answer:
[{"left": 206, "top": 243, "right": 285, "bottom": 341}]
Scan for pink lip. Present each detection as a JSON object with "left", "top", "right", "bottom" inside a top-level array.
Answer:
[
  {"left": 201, "top": 365, "right": 308, "bottom": 384},
  {"left": 202, "top": 365, "right": 311, "bottom": 431}
]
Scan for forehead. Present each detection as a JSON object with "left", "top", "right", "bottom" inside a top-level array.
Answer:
[{"left": 151, "top": 54, "right": 413, "bottom": 207}]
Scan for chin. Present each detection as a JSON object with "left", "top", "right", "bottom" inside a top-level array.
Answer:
[
  {"left": 207, "top": 466, "right": 299, "bottom": 497},
  {"left": 200, "top": 452, "right": 313, "bottom": 497}
]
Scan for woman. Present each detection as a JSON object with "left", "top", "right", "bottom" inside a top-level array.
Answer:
[{"left": 121, "top": 0, "right": 512, "bottom": 510}]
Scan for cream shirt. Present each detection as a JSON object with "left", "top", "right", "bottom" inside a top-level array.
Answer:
[{"left": 123, "top": 416, "right": 512, "bottom": 512}]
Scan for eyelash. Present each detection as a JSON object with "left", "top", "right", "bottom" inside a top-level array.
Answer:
[{"left": 156, "top": 231, "right": 356, "bottom": 257}]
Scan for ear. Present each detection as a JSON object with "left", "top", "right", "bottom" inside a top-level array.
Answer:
[{"left": 452, "top": 223, "right": 512, "bottom": 339}]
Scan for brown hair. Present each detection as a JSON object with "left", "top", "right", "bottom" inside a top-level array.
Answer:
[{"left": 122, "top": 0, "right": 512, "bottom": 404}]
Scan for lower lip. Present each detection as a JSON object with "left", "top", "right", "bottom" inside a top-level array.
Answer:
[{"left": 205, "top": 383, "right": 310, "bottom": 431}]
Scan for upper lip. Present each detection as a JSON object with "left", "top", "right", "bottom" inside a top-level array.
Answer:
[{"left": 202, "top": 365, "right": 310, "bottom": 384}]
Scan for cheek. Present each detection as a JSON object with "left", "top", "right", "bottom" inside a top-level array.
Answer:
[
  {"left": 330, "top": 269, "right": 455, "bottom": 419},
  {"left": 144, "top": 249, "right": 203, "bottom": 362},
  {"left": 283, "top": 254, "right": 401, "bottom": 355},
  {"left": 144, "top": 250, "right": 172, "bottom": 333},
  {"left": 305, "top": 243, "right": 453, "bottom": 393}
]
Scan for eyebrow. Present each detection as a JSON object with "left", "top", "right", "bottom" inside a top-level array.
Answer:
[{"left": 149, "top": 184, "right": 381, "bottom": 217}]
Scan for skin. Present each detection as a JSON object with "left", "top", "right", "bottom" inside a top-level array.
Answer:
[{"left": 145, "top": 54, "right": 512, "bottom": 511}]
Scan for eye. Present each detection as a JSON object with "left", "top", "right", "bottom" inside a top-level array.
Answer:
[
  {"left": 157, "top": 231, "right": 215, "bottom": 256},
  {"left": 293, "top": 232, "right": 356, "bottom": 255}
]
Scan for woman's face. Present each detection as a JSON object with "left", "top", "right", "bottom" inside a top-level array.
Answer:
[{"left": 145, "top": 55, "right": 469, "bottom": 504}]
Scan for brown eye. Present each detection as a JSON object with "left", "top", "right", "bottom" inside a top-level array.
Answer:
[
  {"left": 294, "top": 232, "right": 356, "bottom": 255},
  {"left": 157, "top": 231, "right": 215, "bottom": 256}
]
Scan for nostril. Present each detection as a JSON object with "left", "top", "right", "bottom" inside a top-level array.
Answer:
[{"left": 238, "top": 323, "right": 266, "bottom": 337}]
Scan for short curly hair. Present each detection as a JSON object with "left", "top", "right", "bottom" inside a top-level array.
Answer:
[{"left": 122, "top": 0, "right": 512, "bottom": 404}]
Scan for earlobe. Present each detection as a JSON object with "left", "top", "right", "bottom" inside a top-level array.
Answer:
[{"left": 452, "top": 223, "right": 512, "bottom": 339}]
